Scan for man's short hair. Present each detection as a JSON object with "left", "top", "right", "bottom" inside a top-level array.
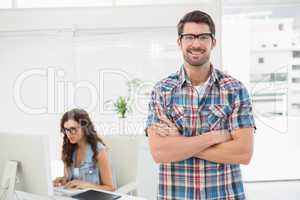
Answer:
[{"left": 177, "top": 10, "right": 215, "bottom": 37}]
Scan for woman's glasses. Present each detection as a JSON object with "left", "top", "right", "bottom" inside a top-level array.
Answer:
[{"left": 62, "top": 126, "right": 80, "bottom": 135}]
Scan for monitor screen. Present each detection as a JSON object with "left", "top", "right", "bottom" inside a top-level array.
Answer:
[{"left": 0, "top": 133, "right": 53, "bottom": 196}]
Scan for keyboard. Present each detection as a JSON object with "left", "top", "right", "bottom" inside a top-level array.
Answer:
[{"left": 53, "top": 186, "right": 84, "bottom": 197}]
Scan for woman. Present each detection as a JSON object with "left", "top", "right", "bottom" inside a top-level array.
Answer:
[{"left": 53, "top": 108, "right": 115, "bottom": 191}]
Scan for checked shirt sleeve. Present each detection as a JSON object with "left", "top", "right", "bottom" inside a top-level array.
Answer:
[
  {"left": 145, "top": 87, "right": 165, "bottom": 136},
  {"left": 229, "top": 84, "right": 256, "bottom": 132}
]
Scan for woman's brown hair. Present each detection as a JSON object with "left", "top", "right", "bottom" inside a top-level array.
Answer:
[{"left": 60, "top": 108, "right": 105, "bottom": 167}]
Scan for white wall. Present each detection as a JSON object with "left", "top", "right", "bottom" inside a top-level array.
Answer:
[{"left": 222, "top": 17, "right": 251, "bottom": 87}]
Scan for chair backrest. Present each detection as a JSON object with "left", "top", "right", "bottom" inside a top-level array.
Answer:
[{"left": 103, "top": 135, "right": 143, "bottom": 188}]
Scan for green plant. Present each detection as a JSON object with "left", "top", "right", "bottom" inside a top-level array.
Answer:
[{"left": 114, "top": 96, "right": 129, "bottom": 118}]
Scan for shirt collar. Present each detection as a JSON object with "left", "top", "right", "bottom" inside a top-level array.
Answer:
[{"left": 178, "top": 64, "right": 219, "bottom": 88}]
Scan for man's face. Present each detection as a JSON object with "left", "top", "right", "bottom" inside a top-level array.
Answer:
[{"left": 178, "top": 22, "right": 216, "bottom": 68}]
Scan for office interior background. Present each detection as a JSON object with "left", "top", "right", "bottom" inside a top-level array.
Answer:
[{"left": 0, "top": 0, "right": 300, "bottom": 199}]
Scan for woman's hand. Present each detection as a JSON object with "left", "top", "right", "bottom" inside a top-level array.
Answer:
[
  {"left": 53, "top": 176, "right": 68, "bottom": 187},
  {"left": 64, "top": 179, "right": 90, "bottom": 189}
]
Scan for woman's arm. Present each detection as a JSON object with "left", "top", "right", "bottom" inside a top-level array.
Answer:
[
  {"left": 53, "top": 164, "right": 69, "bottom": 187},
  {"left": 63, "top": 164, "right": 69, "bottom": 179},
  {"left": 95, "top": 149, "right": 115, "bottom": 191}
]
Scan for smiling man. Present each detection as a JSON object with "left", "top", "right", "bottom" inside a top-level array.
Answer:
[{"left": 146, "top": 10, "right": 256, "bottom": 200}]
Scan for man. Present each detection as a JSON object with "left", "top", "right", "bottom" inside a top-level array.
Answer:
[{"left": 146, "top": 10, "right": 256, "bottom": 200}]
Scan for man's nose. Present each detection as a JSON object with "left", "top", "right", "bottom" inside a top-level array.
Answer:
[{"left": 191, "top": 38, "right": 203, "bottom": 47}]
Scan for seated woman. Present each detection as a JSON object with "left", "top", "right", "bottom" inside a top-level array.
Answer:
[{"left": 53, "top": 108, "right": 115, "bottom": 191}]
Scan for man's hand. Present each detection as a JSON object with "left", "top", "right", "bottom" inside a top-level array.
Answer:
[
  {"left": 149, "top": 107, "right": 180, "bottom": 137},
  {"left": 148, "top": 122, "right": 180, "bottom": 137}
]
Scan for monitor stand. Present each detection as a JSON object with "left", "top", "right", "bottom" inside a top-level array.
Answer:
[{"left": 0, "top": 161, "right": 18, "bottom": 200}]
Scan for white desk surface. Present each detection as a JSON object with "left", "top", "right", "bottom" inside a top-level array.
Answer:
[{"left": 16, "top": 190, "right": 146, "bottom": 200}]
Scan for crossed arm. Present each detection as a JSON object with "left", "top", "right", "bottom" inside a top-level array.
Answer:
[
  {"left": 195, "top": 128, "right": 254, "bottom": 164},
  {"left": 147, "top": 112, "right": 254, "bottom": 165},
  {"left": 148, "top": 128, "right": 231, "bottom": 163}
]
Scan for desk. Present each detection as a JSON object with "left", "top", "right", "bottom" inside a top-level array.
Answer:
[{"left": 15, "top": 190, "right": 146, "bottom": 200}]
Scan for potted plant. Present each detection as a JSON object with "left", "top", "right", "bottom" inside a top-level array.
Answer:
[{"left": 114, "top": 96, "right": 129, "bottom": 118}]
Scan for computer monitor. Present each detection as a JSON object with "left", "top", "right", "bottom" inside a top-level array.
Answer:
[{"left": 0, "top": 132, "right": 53, "bottom": 197}]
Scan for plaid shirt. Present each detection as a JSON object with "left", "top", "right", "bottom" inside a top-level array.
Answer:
[{"left": 146, "top": 65, "right": 256, "bottom": 200}]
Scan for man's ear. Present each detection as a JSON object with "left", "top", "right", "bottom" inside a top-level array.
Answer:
[
  {"left": 177, "top": 37, "right": 182, "bottom": 48},
  {"left": 211, "top": 38, "right": 216, "bottom": 49}
]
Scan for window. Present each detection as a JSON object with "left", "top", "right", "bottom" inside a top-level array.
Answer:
[
  {"left": 292, "top": 77, "right": 300, "bottom": 83},
  {"left": 258, "top": 57, "right": 264, "bottom": 64},
  {"left": 292, "top": 65, "right": 300, "bottom": 70},
  {"left": 292, "top": 103, "right": 300, "bottom": 109},
  {"left": 274, "top": 73, "right": 288, "bottom": 82},
  {"left": 278, "top": 23, "right": 284, "bottom": 31},
  {"left": 0, "top": 0, "right": 11, "bottom": 8},
  {"left": 251, "top": 73, "right": 287, "bottom": 83},
  {"left": 293, "top": 50, "right": 300, "bottom": 58},
  {"left": 223, "top": 3, "right": 300, "bottom": 181},
  {"left": 292, "top": 90, "right": 300, "bottom": 95}
]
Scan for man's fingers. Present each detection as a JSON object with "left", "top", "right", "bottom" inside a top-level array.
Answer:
[
  {"left": 154, "top": 105, "right": 162, "bottom": 118},
  {"left": 151, "top": 123, "right": 169, "bottom": 137},
  {"left": 153, "top": 123, "right": 180, "bottom": 137},
  {"left": 168, "top": 127, "right": 180, "bottom": 136},
  {"left": 154, "top": 105, "right": 175, "bottom": 127},
  {"left": 157, "top": 113, "right": 174, "bottom": 128},
  {"left": 156, "top": 123, "right": 169, "bottom": 129},
  {"left": 154, "top": 105, "right": 179, "bottom": 133},
  {"left": 156, "top": 127, "right": 169, "bottom": 137},
  {"left": 152, "top": 123, "right": 169, "bottom": 130}
]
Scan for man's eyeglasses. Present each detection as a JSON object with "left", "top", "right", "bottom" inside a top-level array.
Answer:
[
  {"left": 180, "top": 33, "right": 214, "bottom": 44},
  {"left": 62, "top": 126, "right": 80, "bottom": 135}
]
